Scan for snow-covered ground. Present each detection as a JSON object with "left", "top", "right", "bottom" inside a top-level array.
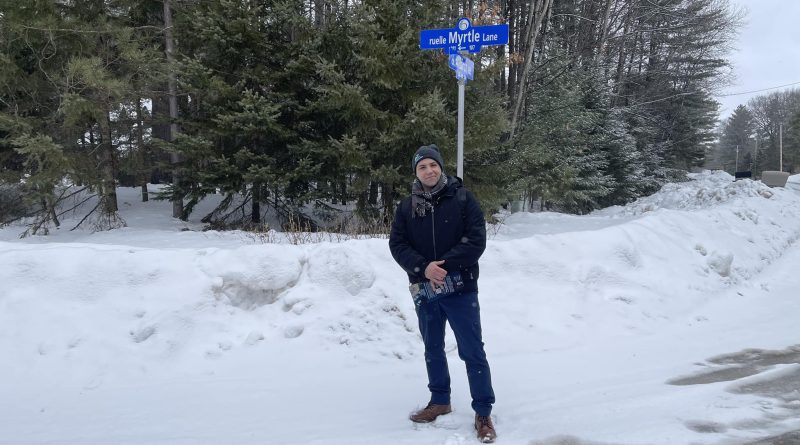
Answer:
[{"left": 1, "top": 171, "right": 800, "bottom": 445}]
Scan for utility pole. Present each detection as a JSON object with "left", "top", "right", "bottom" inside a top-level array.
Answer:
[
  {"left": 779, "top": 123, "right": 783, "bottom": 172},
  {"left": 735, "top": 145, "right": 739, "bottom": 172},
  {"left": 754, "top": 137, "right": 758, "bottom": 174}
]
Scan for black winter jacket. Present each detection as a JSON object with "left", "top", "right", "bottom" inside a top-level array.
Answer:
[{"left": 389, "top": 176, "right": 486, "bottom": 293}]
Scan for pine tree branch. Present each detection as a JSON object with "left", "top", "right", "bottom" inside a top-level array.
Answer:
[
  {"left": 55, "top": 192, "right": 94, "bottom": 220},
  {"left": 18, "top": 25, "right": 167, "bottom": 34},
  {"left": 70, "top": 201, "right": 101, "bottom": 231}
]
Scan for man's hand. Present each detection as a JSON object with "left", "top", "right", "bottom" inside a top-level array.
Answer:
[{"left": 425, "top": 260, "right": 447, "bottom": 287}]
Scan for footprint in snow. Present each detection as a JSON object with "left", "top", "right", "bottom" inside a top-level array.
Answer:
[{"left": 283, "top": 325, "right": 304, "bottom": 339}]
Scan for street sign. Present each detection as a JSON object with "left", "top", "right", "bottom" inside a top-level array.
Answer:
[
  {"left": 448, "top": 54, "right": 474, "bottom": 81},
  {"left": 420, "top": 17, "right": 508, "bottom": 54}
]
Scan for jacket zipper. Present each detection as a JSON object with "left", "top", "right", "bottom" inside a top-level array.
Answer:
[{"left": 431, "top": 203, "right": 437, "bottom": 259}]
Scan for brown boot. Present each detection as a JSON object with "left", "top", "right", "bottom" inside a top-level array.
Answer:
[
  {"left": 475, "top": 414, "right": 497, "bottom": 443},
  {"left": 409, "top": 403, "right": 452, "bottom": 423}
]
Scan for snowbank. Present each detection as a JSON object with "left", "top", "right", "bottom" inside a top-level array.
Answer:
[{"left": 2, "top": 172, "right": 800, "bottom": 373}]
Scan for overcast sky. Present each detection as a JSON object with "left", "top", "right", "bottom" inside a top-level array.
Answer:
[{"left": 716, "top": 0, "right": 800, "bottom": 120}]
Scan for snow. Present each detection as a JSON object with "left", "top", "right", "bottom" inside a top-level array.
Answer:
[{"left": 2, "top": 171, "right": 800, "bottom": 445}]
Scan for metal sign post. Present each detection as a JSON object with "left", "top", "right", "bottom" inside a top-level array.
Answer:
[
  {"left": 457, "top": 78, "right": 465, "bottom": 178},
  {"left": 420, "top": 18, "right": 508, "bottom": 180},
  {"left": 449, "top": 53, "right": 473, "bottom": 179}
]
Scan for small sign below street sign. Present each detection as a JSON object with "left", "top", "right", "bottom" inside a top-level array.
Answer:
[
  {"left": 420, "top": 17, "right": 509, "bottom": 54},
  {"left": 448, "top": 54, "right": 474, "bottom": 81}
]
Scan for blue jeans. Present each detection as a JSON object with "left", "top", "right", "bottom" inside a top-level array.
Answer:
[{"left": 415, "top": 290, "right": 495, "bottom": 416}]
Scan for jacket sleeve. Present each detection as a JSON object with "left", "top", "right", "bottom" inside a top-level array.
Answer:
[
  {"left": 389, "top": 199, "right": 429, "bottom": 281},
  {"left": 439, "top": 190, "right": 486, "bottom": 268}
]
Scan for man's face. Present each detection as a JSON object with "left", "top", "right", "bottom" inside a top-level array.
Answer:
[{"left": 415, "top": 158, "right": 442, "bottom": 189}]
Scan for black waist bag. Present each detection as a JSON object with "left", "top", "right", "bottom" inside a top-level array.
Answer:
[{"left": 409, "top": 272, "right": 464, "bottom": 307}]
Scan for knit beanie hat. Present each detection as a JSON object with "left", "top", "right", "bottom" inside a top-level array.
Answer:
[{"left": 412, "top": 144, "right": 445, "bottom": 173}]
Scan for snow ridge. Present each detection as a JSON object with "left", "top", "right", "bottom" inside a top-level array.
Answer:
[{"left": 1, "top": 172, "right": 799, "bottom": 373}]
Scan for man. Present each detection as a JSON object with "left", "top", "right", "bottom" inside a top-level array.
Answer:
[{"left": 389, "top": 144, "right": 497, "bottom": 443}]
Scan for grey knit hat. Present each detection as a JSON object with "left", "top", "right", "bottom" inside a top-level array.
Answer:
[{"left": 412, "top": 144, "right": 445, "bottom": 173}]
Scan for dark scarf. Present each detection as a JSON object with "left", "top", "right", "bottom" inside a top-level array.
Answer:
[{"left": 411, "top": 175, "right": 448, "bottom": 218}]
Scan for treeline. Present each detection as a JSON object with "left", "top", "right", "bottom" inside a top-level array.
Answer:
[
  {"left": 712, "top": 89, "right": 800, "bottom": 176},
  {"left": 0, "top": 0, "right": 741, "bottom": 234}
]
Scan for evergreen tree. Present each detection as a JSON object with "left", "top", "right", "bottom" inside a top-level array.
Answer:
[
  {"left": 718, "top": 105, "right": 755, "bottom": 174},
  {"left": 0, "top": 0, "right": 168, "bottom": 233},
  {"left": 593, "top": 108, "right": 643, "bottom": 208},
  {"left": 0, "top": 1, "right": 73, "bottom": 233},
  {"left": 168, "top": 0, "right": 313, "bottom": 226},
  {"left": 512, "top": 61, "right": 614, "bottom": 213}
]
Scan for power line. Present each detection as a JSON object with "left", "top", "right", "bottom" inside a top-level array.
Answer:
[{"left": 718, "top": 81, "right": 800, "bottom": 97}]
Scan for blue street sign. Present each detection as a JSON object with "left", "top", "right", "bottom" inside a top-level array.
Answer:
[
  {"left": 448, "top": 54, "right": 474, "bottom": 81},
  {"left": 420, "top": 17, "right": 508, "bottom": 54}
]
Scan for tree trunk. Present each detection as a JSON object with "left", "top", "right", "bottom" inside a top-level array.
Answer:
[
  {"left": 381, "top": 183, "right": 395, "bottom": 224},
  {"left": 252, "top": 183, "right": 261, "bottom": 224},
  {"left": 100, "top": 111, "right": 119, "bottom": 214},
  {"left": 314, "top": 0, "right": 324, "bottom": 27},
  {"left": 136, "top": 98, "right": 149, "bottom": 202},
  {"left": 506, "top": 0, "right": 516, "bottom": 100},
  {"left": 94, "top": 109, "right": 125, "bottom": 231},
  {"left": 612, "top": 1, "right": 632, "bottom": 106},
  {"left": 508, "top": 0, "right": 552, "bottom": 141},
  {"left": 597, "top": 0, "right": 613, "bottom": 60},
  {"left": 368, "top": 181, "right": 379, "bottom": 206},
  {"left": 163, "top": 0, "right": 182, "bottom": 219}
]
